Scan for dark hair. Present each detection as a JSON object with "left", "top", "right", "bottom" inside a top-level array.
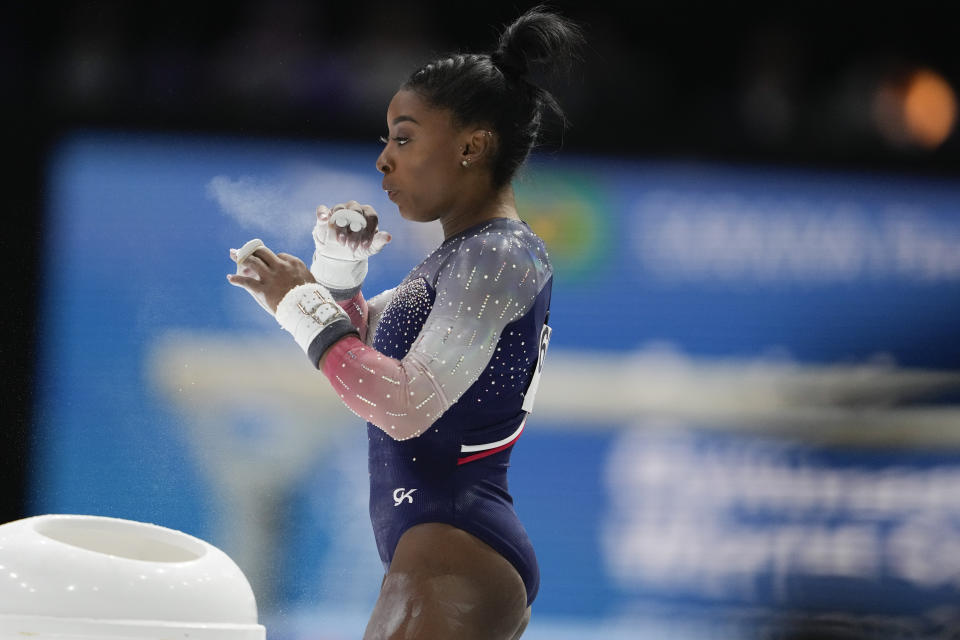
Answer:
[{"left": 401, "top": 6, "right": 584, "bottom": 188}]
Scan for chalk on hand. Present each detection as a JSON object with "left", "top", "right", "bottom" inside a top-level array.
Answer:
[
  {"left": 332, "top": 209, "right": 367, "bottom": 233},
  {"left": 234, "top": 238, "right": 265, "bottom": 265}
]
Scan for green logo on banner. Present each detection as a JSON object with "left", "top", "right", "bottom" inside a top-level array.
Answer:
[{"left": 515, "top": 167, "right": 610, "bottom": 282}]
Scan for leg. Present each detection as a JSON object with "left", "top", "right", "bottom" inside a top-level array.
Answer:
[
  {"left": 363, "top": 523, "right": 529, "bottom": 640},
  {"left": 511, "top": 606, "right": 531, "bottom": 640}
]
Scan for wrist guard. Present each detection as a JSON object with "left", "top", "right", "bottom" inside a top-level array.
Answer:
[{"left": 276, "top": 283, "right": 359, "bottom": 368}]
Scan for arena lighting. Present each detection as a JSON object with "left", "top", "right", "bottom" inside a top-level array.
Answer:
[{"left": 872, "top": 66, "right": 958, "bottom": 150}]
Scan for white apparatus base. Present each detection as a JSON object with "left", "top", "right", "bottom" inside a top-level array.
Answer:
[{"left": 0, "top": 514, "right": 265, "bottom": 639}]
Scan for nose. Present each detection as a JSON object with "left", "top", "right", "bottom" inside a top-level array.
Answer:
[{"left": 376, "top": 147, "right": 391, "bottom": 174}]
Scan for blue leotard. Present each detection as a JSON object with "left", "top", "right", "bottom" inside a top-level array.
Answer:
[{"left": 320, "top": 217, "right": 551, "bottom": 605}]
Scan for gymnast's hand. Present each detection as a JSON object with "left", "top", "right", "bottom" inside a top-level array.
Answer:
[
  {"left": 311, "top": 201, "right": 392, "bottom": 292},
  {"left": 227, "top": 242, "right": 316, "bottom": 314}
]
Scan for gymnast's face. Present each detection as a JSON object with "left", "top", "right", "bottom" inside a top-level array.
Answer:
[{"left": 377, "top": 90, "right": 469, "bottom": 223}]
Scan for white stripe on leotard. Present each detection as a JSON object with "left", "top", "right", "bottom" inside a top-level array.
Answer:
[{"left": 460, "top": 417, "right": 526, "bottom": 453}]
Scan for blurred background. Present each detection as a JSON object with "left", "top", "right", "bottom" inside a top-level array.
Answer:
[{"left": 4, "top": 1, "right": 960, "bottom": 638}]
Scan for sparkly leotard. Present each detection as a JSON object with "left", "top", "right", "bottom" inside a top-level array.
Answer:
[{"left": 318, "top": 217, "right": 552, "bottom": 605}]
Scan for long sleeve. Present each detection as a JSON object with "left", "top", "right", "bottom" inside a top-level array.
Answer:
[
  {"left": 334, "top": 287, "right": 397, "bottom": 345},
  {"left": 336, "top": 292, "right": 369, "bottom": 343},
  {"left": 320, "top": 229, "right": 548, "bottom": 440}
]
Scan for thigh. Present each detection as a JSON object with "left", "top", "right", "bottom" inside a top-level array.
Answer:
[
  {"left": 363, "top": 523, "right": 529, "bottom": 640},
  {"left": 511, "top": 605, "right": 532, "bottom": 640}
]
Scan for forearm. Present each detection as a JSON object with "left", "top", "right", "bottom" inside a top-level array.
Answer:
[
  {"left": 319, "top": 335, "right": 447, "bottom": 440},
  {"left": 336, "top": 291, "right": 369, "bottom": 343},
  {"left": 282, "top": 283, "right": 443, "bottom": 439},
  {"left": 333, "top": 285, "right": 398, "bottom": 346}
]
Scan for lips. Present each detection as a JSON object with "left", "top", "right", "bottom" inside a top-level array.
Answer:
[{"left": 383, "top": 185, "right": 398, "bottom": 202}]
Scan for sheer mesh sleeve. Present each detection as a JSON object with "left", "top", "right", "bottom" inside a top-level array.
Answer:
[
  {"left": 336, "top": 292, "right": 369, "bottom": 343},
  {"left": 321, "top": 230, "right": 547, "bottom": 440},
  {"left": 333, "top": 287, "right": 397, "bottom": 345}
]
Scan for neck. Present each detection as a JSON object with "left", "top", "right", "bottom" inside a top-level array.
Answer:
[{"left": 440, "top": 185, "right": 519, "bottom": 240}]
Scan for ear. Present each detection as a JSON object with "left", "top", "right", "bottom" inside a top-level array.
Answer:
[{"left": 460, "top": 129, "right": 496, "bottom": 167}]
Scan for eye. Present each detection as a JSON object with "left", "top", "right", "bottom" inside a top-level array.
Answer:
[{"left": 379, "top": 135, "right": 409, "bottom": 146}]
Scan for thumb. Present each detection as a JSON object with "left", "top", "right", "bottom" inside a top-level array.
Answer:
[{"left": 368, "top": 230, "right": 392, "bottom": 253}]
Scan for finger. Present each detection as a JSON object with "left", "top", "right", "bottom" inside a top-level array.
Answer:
[
  {"left": 237, "top": 263, "right": 259, "bottom": 279},
  {"left": 313, "top": 218, "right": 332, "bottom": 244},
  {"left": 358, "top": 206, "right": 379, "bottom": 243},
  {"left": 252, "top": 246, "right": 281, "bottom": 268},
  {"left": 316, "top": 204, "right": 331, "bottom": 221},
  {"left": 332, "top": 208, "right": 367, "bottom": 233},
  {"left": 276, "top": 252, "right": 305, "bottom": 267},
  {"left": 332, "top": 201, "right": 366, "bottom": 230},
  {"left": 361, "top": 224, "right": 378, "bottom": 246},
  {"left": 234, "top": 238, "right": 265, "bottom": 265},
  {"left": 358, "top": 203, "right": 378, "bottom": 222},
  {"left": 332, "top": 201, "right": 359, "bottom": 212},
  {"left": 227, "top": 273, "right": 263, "bottom": 290},
  {"left": 242, "top": 254, "right": 270, "bottom": 273},
  {"left": 368, "top": 230, "right": 392, "bottom": 252}
]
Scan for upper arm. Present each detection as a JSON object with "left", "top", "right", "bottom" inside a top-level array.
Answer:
[
  {"left": 403, "top": 230, "right": 547, "bottom": 414},
  {"left": 320, "top": 230, "right": 549, "bottom": 439}
]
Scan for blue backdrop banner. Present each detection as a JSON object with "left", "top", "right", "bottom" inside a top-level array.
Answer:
[{"left": 33, "top": 131, "right": 960, "bottom": 637}]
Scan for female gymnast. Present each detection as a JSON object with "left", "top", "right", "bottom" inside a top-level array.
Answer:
[{"left": 227, "top": 7, "right": 583, "bottom": 639}]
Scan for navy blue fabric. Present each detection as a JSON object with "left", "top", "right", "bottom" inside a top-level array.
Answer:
[{"left": 367, "top": 218, "right": 551, "bottom": 606}]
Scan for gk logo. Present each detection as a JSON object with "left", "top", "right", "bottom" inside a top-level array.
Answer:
[{"left": 393, "top": 488, "right": 417, "bottom": 506}]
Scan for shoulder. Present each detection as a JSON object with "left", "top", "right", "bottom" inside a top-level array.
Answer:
[
  {"left": 446, "top": 219, "right": 551, "bottom": 279},
  {"left": 426, "top": 219, "right": 553, "bottom": 326}
]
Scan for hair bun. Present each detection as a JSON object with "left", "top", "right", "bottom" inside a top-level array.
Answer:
[
  {"left": 491, "top": 49, "right": 528, "bottom": 78},
  {"left": 493, "top": 6, "right": 583, "bottom": 82},
  {"left": 401, "top": 5, "right": 583, "bottom": 188}
]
